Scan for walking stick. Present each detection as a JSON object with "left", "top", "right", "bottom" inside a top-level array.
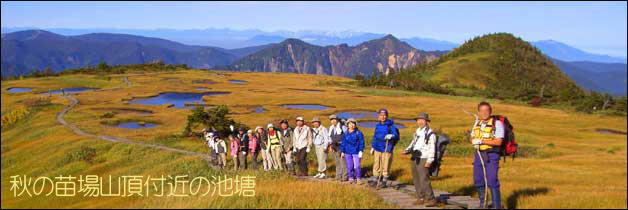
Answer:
[{"left": 477, "top": 149, "right": 489, "bottom": 209}]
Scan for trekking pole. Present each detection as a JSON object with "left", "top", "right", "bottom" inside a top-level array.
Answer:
[
  {"left": 477, "top": 149, "right": 489, "bottom": 209},
  {"left": 376, "top": 138, "right": 389, "bottom": 190}
]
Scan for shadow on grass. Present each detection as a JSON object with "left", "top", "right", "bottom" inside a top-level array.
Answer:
[
  {"left": 452, "top": 185, "right": 476, "bottom": 196},
  {"left": 506, "top": 187, "right": 550, "bottom": 209}
]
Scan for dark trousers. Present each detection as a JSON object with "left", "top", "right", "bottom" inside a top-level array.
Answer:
[
  {"left": 239, "top": 152, "right": 248, "bottom": 169},
  {"left": 251, "top": 151, "right": 259, "bottom": 170},
  {"left": 296, "top": 148, "right": 309, "bottom": 176},
  {"left": 334, "top": 150, "right": 348, "bottom": 180},
  {"left": 411, "top": 158, "right": 435, "bottom": 200}
]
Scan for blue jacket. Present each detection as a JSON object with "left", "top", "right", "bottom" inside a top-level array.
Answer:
[
  {"left": 371, "top": 119, "right": 399, "bottom": 153},
  {"left": 341, "top": 128, "right": 365, "bottom": 155}
]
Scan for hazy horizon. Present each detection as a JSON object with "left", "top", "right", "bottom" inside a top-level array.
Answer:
[{"left": 1, "top": 1, "right": 626, "bottom": 57}]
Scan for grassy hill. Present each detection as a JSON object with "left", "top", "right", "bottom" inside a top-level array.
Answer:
[
  {"left": 2, "top": 69, "right": 627, "bottom": 208},
  {"left": 363, "top": 33, "right": 585, "bottom": 103}
]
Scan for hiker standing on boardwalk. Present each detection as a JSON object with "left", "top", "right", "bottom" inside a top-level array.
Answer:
[
  {"left": 471, "top": 102, "right": 504, "bottom": 209},
  {"left": 292, "top": 116, "right": 313, "bottom": 177},
  {"left": 215, "top": 135, "right": 228, "bottom": 169},
  {"left": 204, "top": 130, "right": 218, "bottom": 166},
  {"left": 229, "top": 135, "right": 240, "bottom": 170},
  {"left": 247, "top": 129, "right": 259, "bottom": 170},
  {"left": 233, "top": 127, "right": 249, "bottom": 170},
  {"left": 311, "top": 117, "right": 332, "bottom": 179},
  {"left": 340, "top": 118, "right": 365, "bottom": 184},
  {"left": 279, "top": 120, "right": 295, "bottom": 175},
  {"left": 328, "top": 114, "right": 348, "bottom": 182},
  {"left": 403, "top": 112, "right": 437, "bottom": 207},
  {"left": 267, "top": 123, "right": 284, "bottom": 170},
  {"left": 371, "top": 108, "right": 400, "bottom": 188},
  {"left": 256, "top": 126, "right": 272, "bottom": 171}
]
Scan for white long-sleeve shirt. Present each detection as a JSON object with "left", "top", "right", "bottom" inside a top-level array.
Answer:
[
  {"left": 292, "top": 125, "right": 312, "bottom": 150},
  {"left": 328, "top": 123, "right": 347, "bottom": 137},
  {"left": 205, "top": 134, "right": 215, "bottom": 149},
  {"left": 312, "top": 126, "right": 332, "bottom": 147},
  {"left": 405, "top": 126, "right": 436, "bottom": 163}
]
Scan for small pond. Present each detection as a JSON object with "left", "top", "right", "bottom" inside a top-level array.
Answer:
[
  {"left": 116, "top": 122, "right": 158, "bottom": 129},
  {"left": 281, "top": 104, "right": 330, "bottom": 110},
  {"left": 596, "top": 128, "right": 627, "bottom": 135},
  {"left": 129, "top": 92, "right": 230, "bottom": 108},
  {"left": 229, "top": 80, "right": 248, "bottom": 84},
  {"left": 40, "top": 88, "right": 98, "bottom": 94},
  {"left": 288, "top": 88, "right": 323, "bottom": 93},
  {"left": 7, "top": 87, "right": 33, "bottom": 93},
  {"left": 252, "top": 106, "right": 266, "bottom": 113},
  {"left": 335, "top": 111, "right": 416, "bottom": 123},
  {"left": 336, "top": 111, "right": 378, "bottom": 119},
  {"left": 359, "top": 121, "right": 406, "bottom": 129}
]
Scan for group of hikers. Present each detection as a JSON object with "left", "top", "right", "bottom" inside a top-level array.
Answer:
[{"left": 202, "top": 102, "right": 510, "bottom": 209}]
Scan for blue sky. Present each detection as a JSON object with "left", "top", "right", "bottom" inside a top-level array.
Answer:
[{"left": 2, "top": 1, "right": 626, "bottom": 56}]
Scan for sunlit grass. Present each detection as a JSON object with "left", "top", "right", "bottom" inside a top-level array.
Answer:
[{"left": 2, "top": 70, "right": 626, "bottom": 208}]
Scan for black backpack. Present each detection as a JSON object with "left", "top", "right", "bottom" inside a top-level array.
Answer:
[
  {"left": 429, "top": 133, "right": 451, "bottom": 177},
  {"left": 407, "top": 130, "right": 451, "bottom": 177}
]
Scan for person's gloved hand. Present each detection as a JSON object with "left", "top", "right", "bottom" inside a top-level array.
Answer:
[
  {"left": 341, "top": 153, "right": 345, "bottom": 158},
  {"left": 472, "top": 139, "right": 482, "bottom": 150},
  {"left": 358, "top": 151, "right": 363, "bottom": 158},
  {"left": 385, "top": 134, "right": 394, "bottom": 140},
  {"left": 370, "top": 148, "right": 375, "bottom": 155},
  {"left": 293, "top": 148, "right": 297, "bottom": 153},
  {"left": 306, "top": 147, "right": 310, "bottom": 153}
]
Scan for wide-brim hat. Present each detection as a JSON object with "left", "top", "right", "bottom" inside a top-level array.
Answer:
[{"left": 414, "top": 112, "right": 430, "bottom": 122}]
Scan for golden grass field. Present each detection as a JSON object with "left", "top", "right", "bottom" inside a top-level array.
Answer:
[{"left": 2, "top": 70, "right": 626, "bottom": 208}]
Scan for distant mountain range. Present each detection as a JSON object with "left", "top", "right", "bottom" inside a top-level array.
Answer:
[
  {"left": 1, "top": 29, "right": 625, "bottom": 96},
  {"left": 551, "top": 59, "right": 627, "bottom": 96},
  {"left": 0, "top": 30, "right": 263, "bottom": 77},
  {"left": 3, "top": 27, "right": 625, "bottom": 64},
  {"left": 532, "top": 40, "right": 627, "bottom": 64},
  {"left": 223, "top": 35, "right": 443, "bottom": 76}
]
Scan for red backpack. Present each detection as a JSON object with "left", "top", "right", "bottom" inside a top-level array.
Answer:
[{"left": 492, "top": 115, "right": 518, "bottom": 161}]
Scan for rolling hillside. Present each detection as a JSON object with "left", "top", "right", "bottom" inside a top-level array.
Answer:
[{"left": 369, "top": 33, "right": 585, "bottom": 101}]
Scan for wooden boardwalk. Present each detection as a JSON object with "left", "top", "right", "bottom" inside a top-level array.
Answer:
[{"left": 298, "top": 176, "right": 480, "bottom": 209}]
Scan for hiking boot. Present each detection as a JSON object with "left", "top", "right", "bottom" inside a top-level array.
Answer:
[
  {"left": 349, "top": 179, "right": 356, "bottom": 184},
  {"left": 356, "top": 179, "right": 364, "bottom": 185},
  {"left": 413, "top": 199, "right": 425, "bottom": 206},
  {"left": 424, "top": 199, "right": 438, "bottom": 207},
  {"left": 319, "top": 173, "right": 326, "bottom": 179},
  {"left": 379, "top": 176, "right": 389, "bottom": 188}
]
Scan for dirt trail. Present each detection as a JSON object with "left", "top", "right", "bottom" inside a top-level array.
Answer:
[{"left": 57, "top": 95, "right": 211, "bottom": 161}]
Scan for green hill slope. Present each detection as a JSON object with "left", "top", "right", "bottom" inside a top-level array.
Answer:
[{"left": 363, "top": 33, "right": 584, "bottom": 102}]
